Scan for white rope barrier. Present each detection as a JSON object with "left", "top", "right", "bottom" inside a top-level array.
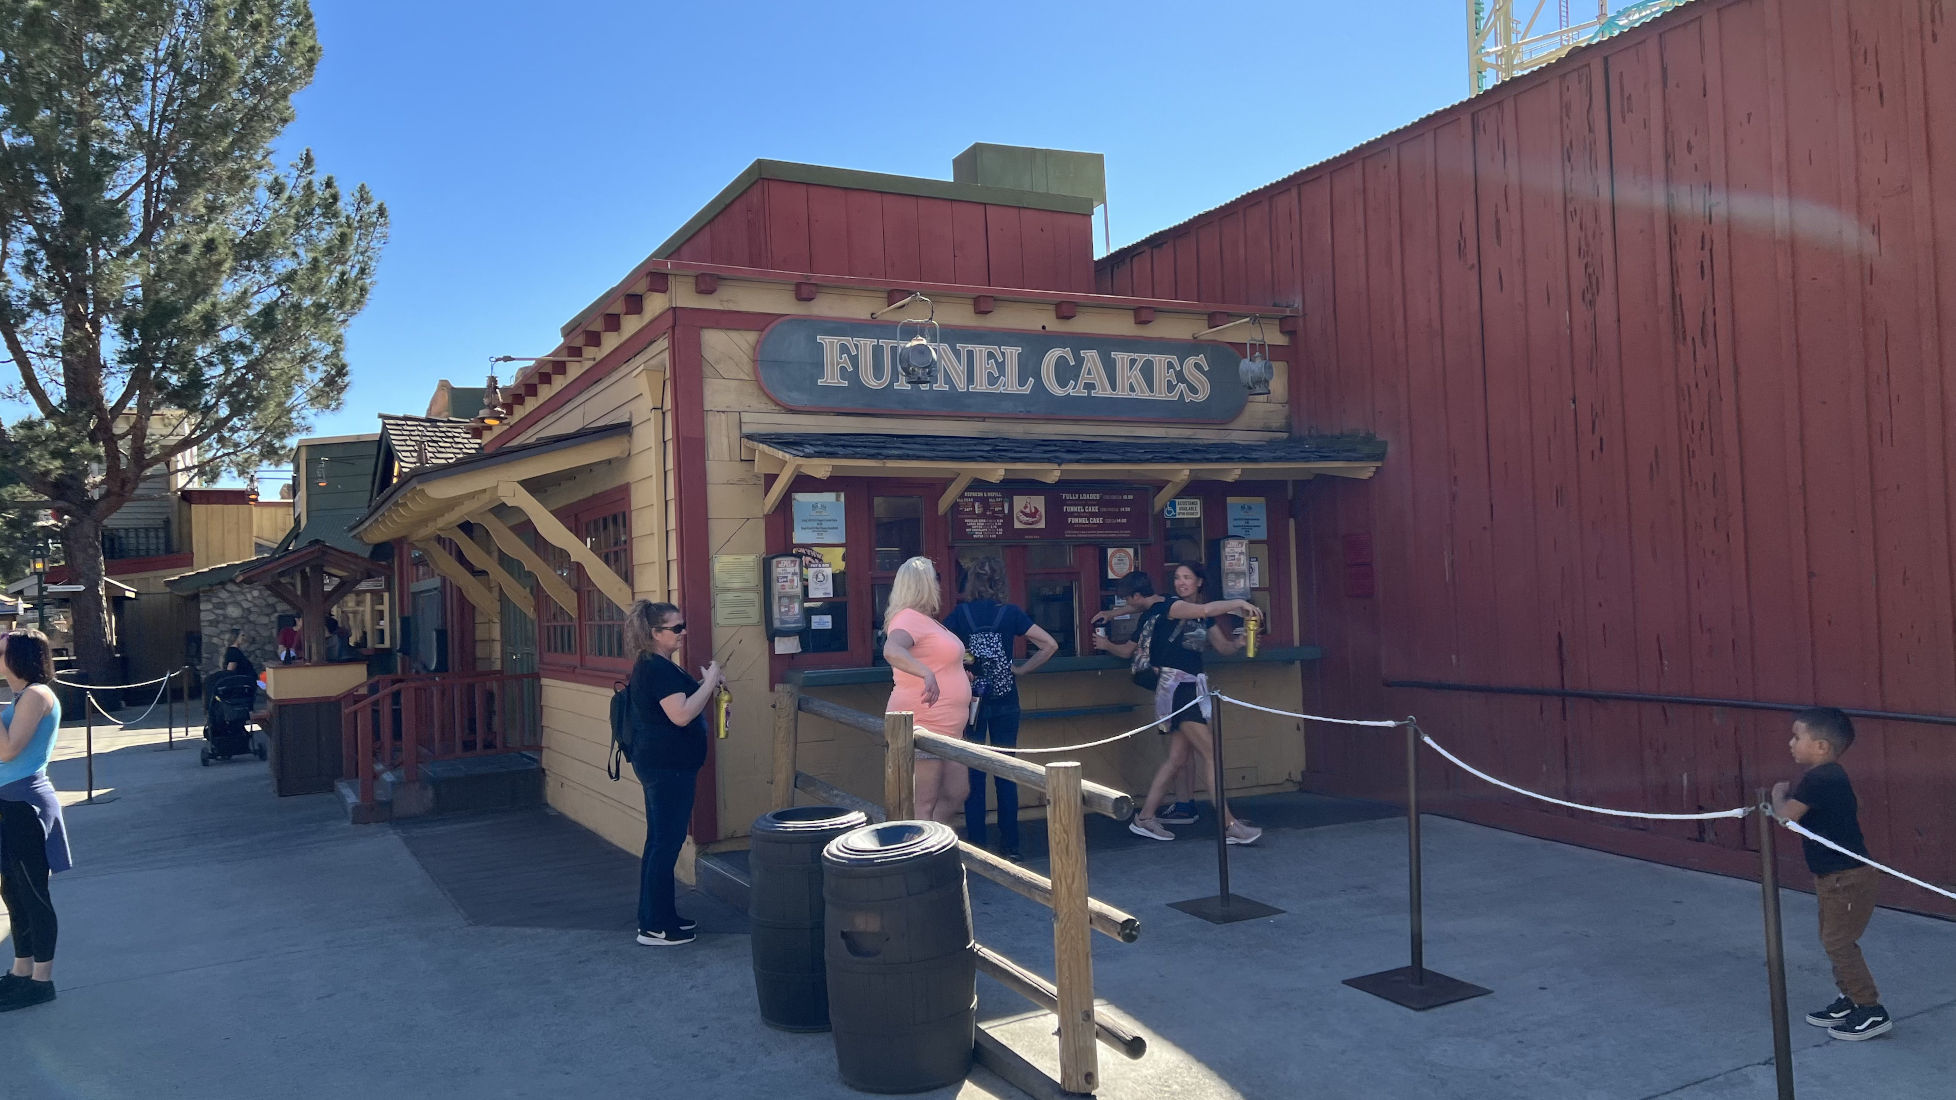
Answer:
[
  {"left": 1211, "top": 692, "right": 1412, "bottom": 728},
  {"left": 973, "top": 693, "right": 1211, "bottom": 755},
  {"left": 1420, "top": 729, "right": 1754, "bottom": 821},
  {"left": 54, "top": 667, "right": 182, "bottom": 691},
  {"left": 82, "top": 674, "right": 173, "bottom": 729},
  {"left": 1778, "top": 818, "right": 1956, "bottom": 903}
]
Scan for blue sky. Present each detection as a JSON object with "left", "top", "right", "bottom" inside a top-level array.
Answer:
[{"left": 267, "top": 0, "right": 1587, "bottom": 465}]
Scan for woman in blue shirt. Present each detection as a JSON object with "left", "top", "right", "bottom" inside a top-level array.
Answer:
[{"left": 0, "top": 629, "right": 69, "bottom": 1012}]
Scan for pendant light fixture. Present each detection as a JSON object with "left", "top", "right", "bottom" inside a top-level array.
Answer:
[{"left": 1240, "top": 317, "right": 1274, "bottom": 397}]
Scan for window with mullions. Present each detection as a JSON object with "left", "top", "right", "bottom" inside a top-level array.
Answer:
[
  {"left": 540, "top": 542, "right": 576, "bottom": 655},
  {"left": 582, "top": 511, "right": 630, "bottom": 661}
]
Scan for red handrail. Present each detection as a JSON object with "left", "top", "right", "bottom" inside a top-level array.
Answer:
[{"left": 339, "top": 671, "right": 541, "bottom": 808}]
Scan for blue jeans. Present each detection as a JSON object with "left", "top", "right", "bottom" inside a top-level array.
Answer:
[
  {"left": 964, "top": 696, "right": 1022, "bottom": 850},
  {"left": 636, "top": 766, "right": 699, "bottom": 933}
]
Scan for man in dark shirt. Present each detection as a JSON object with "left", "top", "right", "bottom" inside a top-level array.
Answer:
[{"left": 1771, "top": 707, "right": 1891, "bottom": 1041}]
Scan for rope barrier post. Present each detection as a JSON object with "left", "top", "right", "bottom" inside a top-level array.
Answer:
[
  {"left": 1169, "top": 691, "right": 1282, "bottom": 924},
  {"left": 1757, "top": 792, "right": 1796, "bottom": 1100},
  {"left": 84, "top": 694, "right": 96, "bottom": 803},
  {"left": 884, "top": 711, "right": 916, "bottom": 820},
  {"left": 1344, "top": 721, "right": 1489, "bottom": 1009},
  {"left": 167, "top": 668, "right": 177, "bottom": 749}
]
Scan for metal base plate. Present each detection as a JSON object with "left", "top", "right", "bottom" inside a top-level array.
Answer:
[
  {"left": 75, "top": 793, "right": 121, "bottom": 806},
  {"left": 1168, "top": 894, "right": 1285, "bottom": 924},
  {"left": 1343, "top": 965, "right": 1491, "bottom": 1010}
]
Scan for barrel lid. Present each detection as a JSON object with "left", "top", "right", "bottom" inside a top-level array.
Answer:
[
  {"left": 752, "top": 805, "right": 871, "bottom": 837},
  {"left": 822, "top": 820, "right": 961, "bottom": 867}
]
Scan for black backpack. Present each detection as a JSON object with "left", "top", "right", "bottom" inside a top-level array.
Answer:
[
  {"left": 957, "top": 603, "right": 1015, "bottom": 698},
  {"left": 607, "top": 676, "right": 636, "bottom": 781},
  {"left": 1128, "top": 600, "right": 1172, "bottom": 690}
]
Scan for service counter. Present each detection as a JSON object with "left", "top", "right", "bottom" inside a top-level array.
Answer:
[
  {"left": 784, "top": 649, "right": 1320, "bottom": 828},
  {"left": 261, "top": 662, "right": 368, "bottom": 796}
]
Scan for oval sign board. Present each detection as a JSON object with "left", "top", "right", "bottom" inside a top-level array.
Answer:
[{"left": 754, "top": 318, "right": 1250, "bottom": 424}]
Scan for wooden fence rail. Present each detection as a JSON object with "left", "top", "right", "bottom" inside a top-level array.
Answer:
[{"left": 773, "top": 682, "right": 1145, "bottom": 1096}]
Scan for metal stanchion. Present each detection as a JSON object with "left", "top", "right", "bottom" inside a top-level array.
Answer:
[
  {"left": 74, "top": 686, "right": 120, "bottom": 805},
  {"left": 167, "top": 668, "right": 177, "bottom": 749},
  {"left": 1344, "top": 721, "right": 1489, "bottom": 1008},
  {"left": 1757, "top": 792, "right": 1797, "bottom": 1100},
  {"left": 1169, "top": 693, "right": 1282, "bottom": 924}
]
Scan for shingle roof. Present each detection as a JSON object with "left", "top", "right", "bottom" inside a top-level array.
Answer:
[
  {"left": 743, "top": 432, "right": 1387, "bottom": 465},
  {"left": 379, "top": 415, "right": 481, "bottom": 470}
]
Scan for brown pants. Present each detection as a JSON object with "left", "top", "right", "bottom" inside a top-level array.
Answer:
[{"left": 1816, "top": 866, "right": 1881, "bottom": 1005}]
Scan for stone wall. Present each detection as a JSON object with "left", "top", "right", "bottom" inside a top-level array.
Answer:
[{"left": 200, "top": 582, "right": 285, "bottom": 674}]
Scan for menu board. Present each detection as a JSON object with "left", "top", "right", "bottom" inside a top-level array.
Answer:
[{"left": 953, "top": 488, "right": 1151, "bottom": 542}]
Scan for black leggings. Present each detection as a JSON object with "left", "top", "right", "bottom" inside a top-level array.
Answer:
[{"left": 0, "top": 799, "right": 56, "bottom": 963}]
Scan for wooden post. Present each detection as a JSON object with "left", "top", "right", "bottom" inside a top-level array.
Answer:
[
  {"left": 1046, "top": 762, "right": 1098, "bottom": 1095},
  {"left": 771, "top": 683, "right": 800, "bottom": 811},
  {"left": 884, "top": 711, "right": 916, "bottom": 820}
]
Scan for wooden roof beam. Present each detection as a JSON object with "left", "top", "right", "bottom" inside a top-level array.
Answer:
[
  {"left": 500, "top": 481, "right": 634, "bottom": 610},
  {"left": 471, "top": 510, "right": 577, "bottom": 614}
]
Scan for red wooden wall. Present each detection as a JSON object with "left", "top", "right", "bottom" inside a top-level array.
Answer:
[
  {"left": 1099, "top": 0, "right": 1956, "bottom": 912},
  {"left": 670, "top": 178, "right": 1096, "bottom": 293}
]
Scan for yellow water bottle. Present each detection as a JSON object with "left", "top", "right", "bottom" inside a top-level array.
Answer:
[
  {"left": 716, "top": 686, "right": 731, "bottom": 739},
  {"left": 1245, "top": 615, "right": 1260, "bottom": 659}
]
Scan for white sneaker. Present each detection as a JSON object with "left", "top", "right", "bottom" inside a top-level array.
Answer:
[
  {"left": 1128, "top": 817, "right": 1174, "bottom": 841},
  {"left": 1225, "top": 821, "right": 1263, "bottom": 846}
]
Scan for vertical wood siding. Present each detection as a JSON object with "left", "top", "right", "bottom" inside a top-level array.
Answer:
[
  {"left": 1096, "top": 0, "right": 1956, "bottom": 912},
  {"left": 671, "top": 180, "right": 1095, "bottom": 293}
]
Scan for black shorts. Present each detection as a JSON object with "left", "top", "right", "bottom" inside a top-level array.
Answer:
[{"left": 1163, "top": 681, "right": 1202, "bottom": 733}]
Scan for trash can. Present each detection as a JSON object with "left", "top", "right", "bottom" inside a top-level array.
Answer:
[
  {"left": 822, "top": 820, "right": 975, "bottom": 1093},
  {"left": 750, "top": 805, "right": 870, "bottom": 1031}
]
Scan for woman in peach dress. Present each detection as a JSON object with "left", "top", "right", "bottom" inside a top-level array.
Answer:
[{"left": 881, "top": 556, "right": 972, "bottom": 823}]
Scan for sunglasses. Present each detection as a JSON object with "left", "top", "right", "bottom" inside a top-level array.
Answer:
[{"left": 657, "top": 622, "right": 687, "bottom": 634}]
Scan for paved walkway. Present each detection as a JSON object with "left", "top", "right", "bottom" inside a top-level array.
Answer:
[{"left": 2, "top": 708, "right": 1951, "bottom": 1099}]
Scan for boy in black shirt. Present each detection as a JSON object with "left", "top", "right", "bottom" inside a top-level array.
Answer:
[{"left": 1771, "top": 707, "right": 1891, "bottom": 1041}]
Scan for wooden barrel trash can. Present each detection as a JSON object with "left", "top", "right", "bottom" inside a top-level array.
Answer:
[
  {"left": 822, "top": 820, "right": 976, "bottom": 1094},
  {"left": 749, "top": 805, "right": 870, "bottom": 1032}
]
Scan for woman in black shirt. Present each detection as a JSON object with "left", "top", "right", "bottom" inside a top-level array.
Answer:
[{"left": 624, "top": 600, "right": 723, "bottom": 946}]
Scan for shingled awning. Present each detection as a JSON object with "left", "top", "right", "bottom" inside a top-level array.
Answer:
[{"left": 742, "top": 431, "right": 1387, "bottom": 514}]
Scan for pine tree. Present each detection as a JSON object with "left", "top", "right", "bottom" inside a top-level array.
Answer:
[{"left": 0, "top": 1, "right": 386, "bottom": 679}]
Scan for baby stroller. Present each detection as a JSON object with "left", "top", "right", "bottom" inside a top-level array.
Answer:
[{"left": 202, "top": 671, "right": 266, "bottom": 766}]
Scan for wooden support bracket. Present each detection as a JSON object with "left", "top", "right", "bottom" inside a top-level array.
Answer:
[
  {"left": 437, "top": 525, "right": 533, "bottom": 609},
  {"left": 762, "top": 460, "right": 802, "bottom": 515},
  {"left": 411, "top": 539, "right": 498, "bottom": 615},
  {"left": 1153, "top": 472, "right": 1192, "bottom": 511},
  {"left": 500, "top": 481, "right": 634, "bottom": 610},
  {"left": 472, "top": 509, "right": 579, "bottom": 614}
]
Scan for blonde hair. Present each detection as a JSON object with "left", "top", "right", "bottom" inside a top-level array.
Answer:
[
  {"left": 883, "top": 556, "right": 941, "bottom": 621},
  {"left": 625, "top": 600, "right": 681, "bottom": 654}
]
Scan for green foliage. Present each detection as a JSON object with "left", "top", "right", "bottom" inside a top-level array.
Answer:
[{"left": 0, "top": 0, "right": 388, "bottom": 513}]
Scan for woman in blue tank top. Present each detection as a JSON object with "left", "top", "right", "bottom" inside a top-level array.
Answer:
[{"left": 0, "top": 629, "right": 69, "bottom": 1012}]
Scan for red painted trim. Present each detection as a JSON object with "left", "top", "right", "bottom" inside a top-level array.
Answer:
[
  {"left": 972, "top": 295, "right": 996, "bottom": 314},
  {"left": 486, "top": 311, "right": 676, "bottom": 451},
  {"left": 1277, "top": 315, "right": 1300, "bottom": 335},
  {"left": 1054, "top": 301, "right": 1078, "bottom": 320},
  {"left": 694, "top": 273, "right": 719, "bottom": 295},
  {"left": 106, "top": 551, "right": 195, "bottom": 577},
  {"left": 794, "top": 281, "right": 819, "bottom": 302},
  {"left": 1207, "top": 311, "right": 1230, "bottom": 329},
  {"left": 670, "top": 322, "right": 720, "bottom": 841},
  {"left": 1132, "top": 306, "right": 1156, "bottom": 325},
  {"left": 180, "top": 489, "right": 254, "bottom": 505},
  {"left": 602, "top": 313, "right": 621, "bottom": 332},
  {"left": 672, "top": 307, "right": 773, "bottom": 332},
  {"left": 887, "top": 288, "right": 912, "bottom": 306},
  {"left": 623, "top": 293, "right": 643, "bottom": 315},
  {"left": 565, "top": 259, "right": 1294, "bottom": 347},
  {"left": 582, "top": 329, "right": 603, "bottom": 348}
]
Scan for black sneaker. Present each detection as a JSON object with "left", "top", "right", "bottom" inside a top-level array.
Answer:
[
  {"left": 636, "top": 927, "right": 696, "bottom": 946},
  {"left": 675, "top": 915, "right": 698, "bottom": 933},
  {"left": 1828, "top": 1004, "right": 1893, "bottom": 1041},
  {"left": 0, "top": 978, "right": 55, "bottom": 1012},
  {"left": 1805, "top": 995, "right": 1856, "bottom": 1028}
]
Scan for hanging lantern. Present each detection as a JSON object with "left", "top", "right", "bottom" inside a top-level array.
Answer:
[
  {"left": 480, "top": 373, "right": 506, "bottom": 426},
  {"left": 1240, "top": 317, "right": 1274, "bottom": 397},
  {"left": 892, "top": 297, "right": 940, "bottom": 389}
]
